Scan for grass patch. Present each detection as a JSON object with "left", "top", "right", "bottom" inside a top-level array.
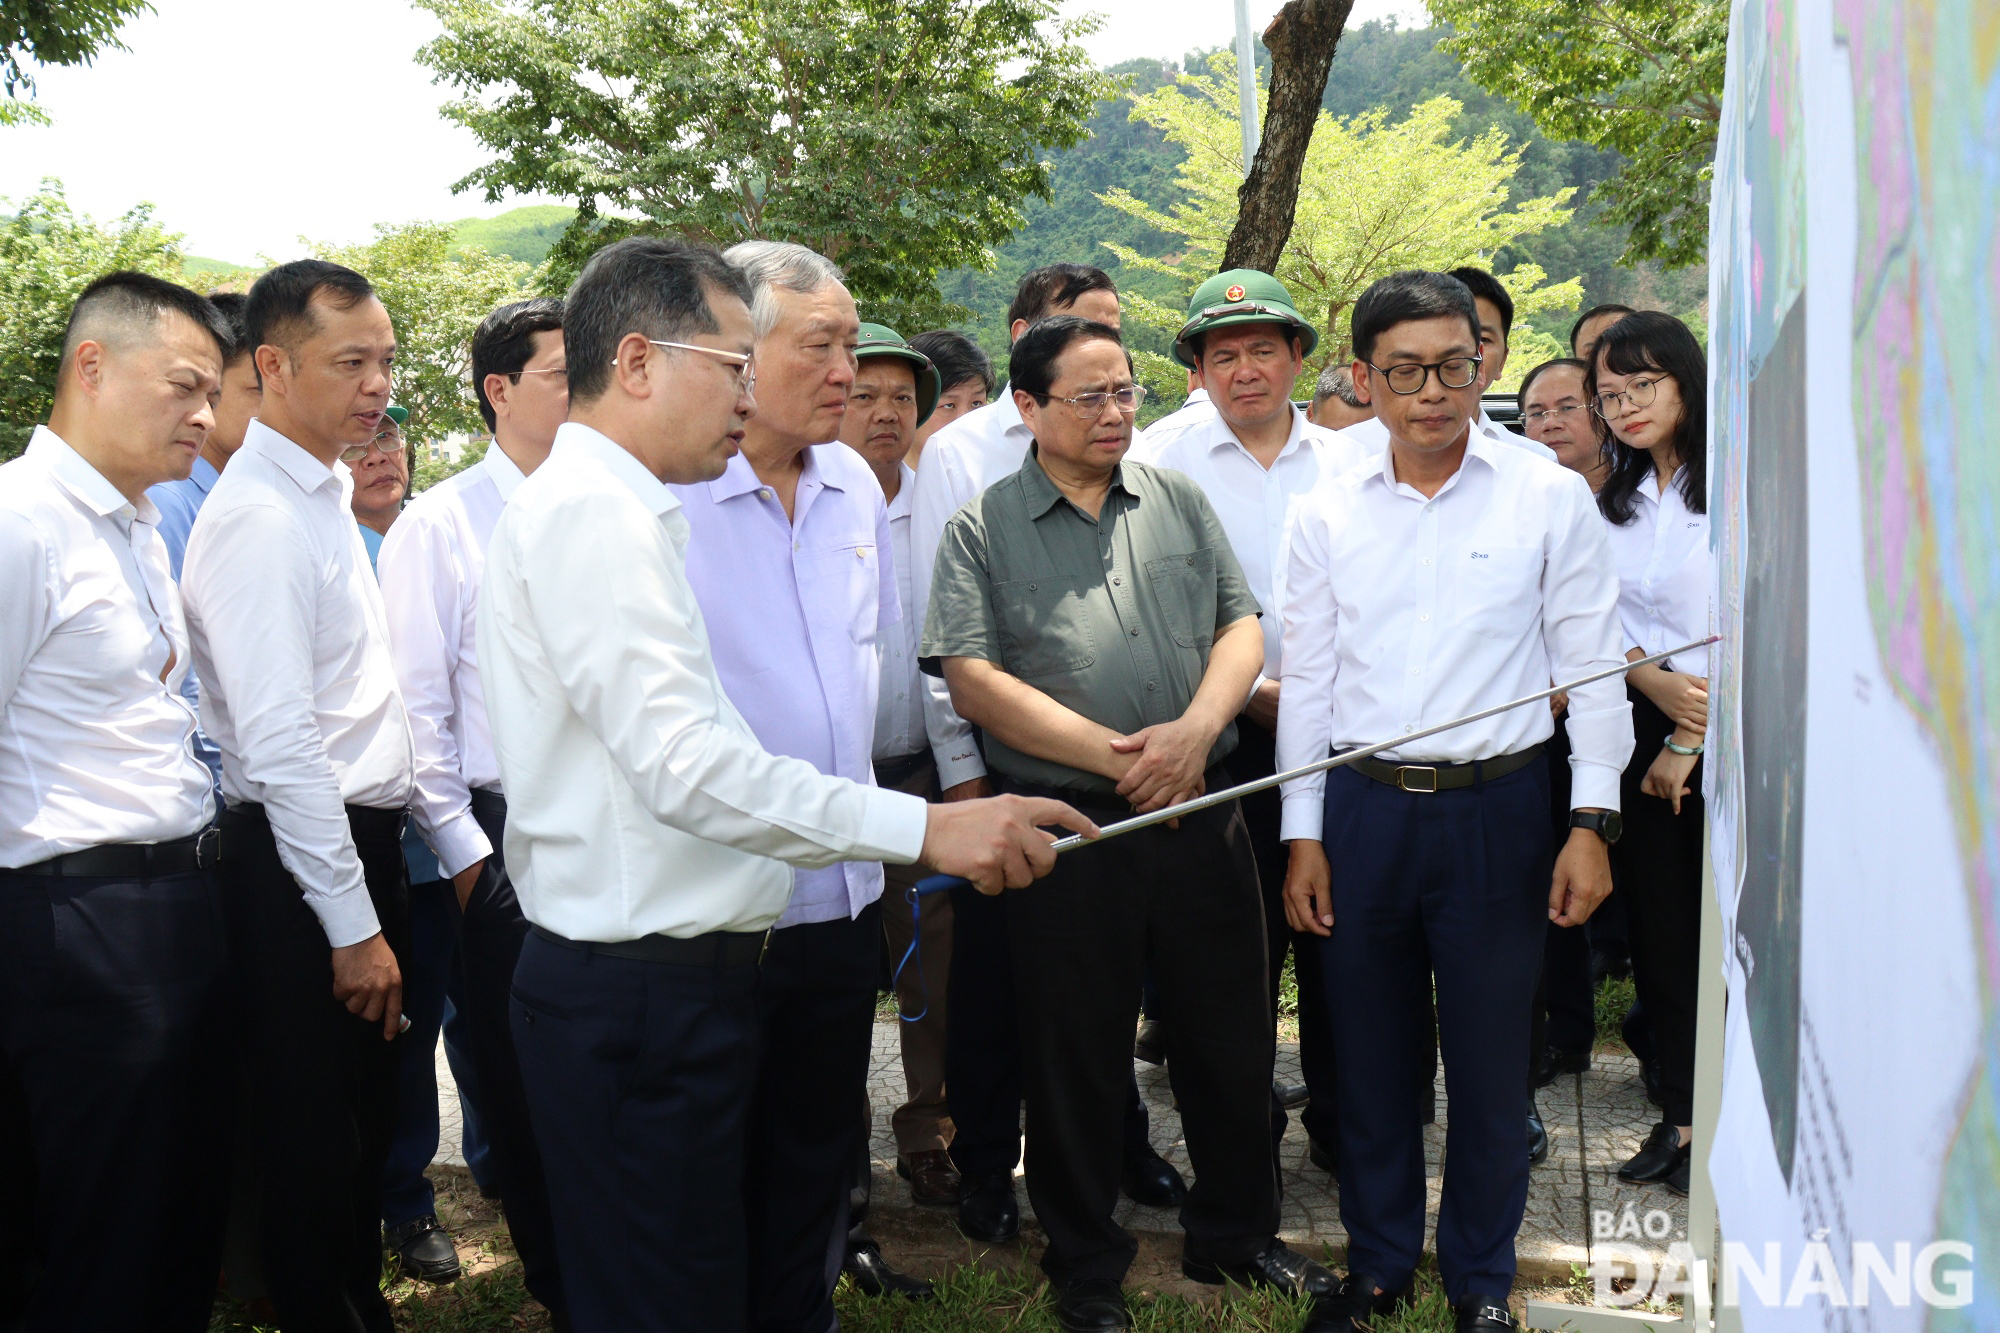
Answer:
[{"left": 1594, "top": 973, "right": 1636, "bottom": 1048}]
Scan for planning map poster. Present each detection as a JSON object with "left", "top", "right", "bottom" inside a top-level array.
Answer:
[{"left": 1705, "top": 1, "right": 1999, "bottom": 1329}]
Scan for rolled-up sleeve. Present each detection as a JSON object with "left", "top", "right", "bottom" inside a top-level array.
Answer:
[
  {"left": 1543, "top": 476, "right": 1633, "bottom": 810},
  {"left": 1276, "top": 495, "right": 1340, "bottom": 842},
  {"left": 517, "top": 490, "right": 927, "bottom": 869},
  {"left": 186, "top": 504, "right": 380, "bottom": 947}
]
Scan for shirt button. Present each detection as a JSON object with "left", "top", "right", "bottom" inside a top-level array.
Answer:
[
  {"left": 856, "top": 549, "right": 865, "bottom": 560},
  {"left": 1422, "top": 558, "right": 1431, "bottom": 565},
  {"left": 1112, "top": 576, "right": 1121, "bottom": 585},
  {"left": 1186, "top": 556, "right": 1195, "bottom": 565},
  {"left": 1410, "top": 667, "right": 1421, "bottom": 676},
  {"left": 1146, "top": 681, "right": 1157, "bottom": 691},
  {"left": 1130, "top": 627, "right": 1140, "bottom": 636},
  {"left": 1404, "top": 725, "right": 1415, "bottom": 734},
  {"left": 1419, "top": 613, "right": 1429, "bottom": 621},
  {"left": 760, "top": 488, "right": 773, "bottom": 500},
  {"left": 1028, "top": 582, "right": 1037, "bottom": 591}
]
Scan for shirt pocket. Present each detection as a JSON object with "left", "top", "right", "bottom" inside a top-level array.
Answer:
[
  {"left": 993, "top": 577, "right": 1098, "bottom": 680},
  {"left": 828, "top": 541, "right": 882, "bottom": 647},
  {"left": 1145, "top": 548, "right": 1218, "bottom": 649},
  {"left": 1452, "top": 545, "right": 1541, "bottom": 640}
]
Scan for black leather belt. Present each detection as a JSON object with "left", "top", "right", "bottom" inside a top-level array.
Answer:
[
  {"left": 1353, "top": 743, "right": 1544, "bottom": 793},
  {"left": 531, "top": 924, "right": 768, "bottom": 967},
  {"left": 8, "top": 828, "right": 218, "bottom": 878},
  {"left": 872, "top": 751, "right": 933, "bottom": 790}
]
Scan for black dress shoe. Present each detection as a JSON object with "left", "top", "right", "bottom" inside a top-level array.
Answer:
[
  {"left": 1275, "top": 1081, "right": 1311, "bottom": 1109},
  {"left": 1307, "top": 1136, "right": 1340, "bottom": 1181},
  {"left": 1054, "top": 1277, "right": 1131, "bottom": 1332},
  {"left": 1528, "top": 1107, "right": 1550, "bottom": 1166},
  {"left": 1664, "top": 1155, "right": 1690, "bottom": 1197},
  {"left": 1183, "top": 1239, "right": 1339, "bottom": 1297},
  {"left": 1121, "top": 1145, "right": 1186, "bottom": 1207},
  {"left": 958, "top": 1170, "right": 1020, "bottom": 1243},
  {"left": 1327, "top": 1273, "right": 1413, "bottom": 1333},
  {"left": 1454, "top": 1294, "right": 1517, "bottom": 1333},
  {"left": 1617, "top": 1122, "right": 1690, "bottom": 1184},
  {"left": 1534, "top": 1046, "right": 1591, "bottom": 1088},
  {"left": 1134, "top": 1018, "right": 1168, "bottom": 1065},
  {"left": 843, "top": 1239, "right": 934, "bottom": 1300},
  {"left": 897, "top": 1148, "right": 961, "bottom": 1208},
  {"left": 385, "top": 1213, "right": 461, "bottom": 1284}
]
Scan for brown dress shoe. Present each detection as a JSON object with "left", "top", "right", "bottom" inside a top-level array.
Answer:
[{"left": 896, "top": 1149, "right": 962, "bottom": 1208}]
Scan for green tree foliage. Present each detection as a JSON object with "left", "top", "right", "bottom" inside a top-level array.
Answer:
[
  {"left": 309, "top": 221, "right": 533, "bottom": 459},
  {"left": 0, "top": 181, "right": 186, "bottom": 459},
  {"left": 1, "top": 0, "right": 152, "bottom": 125},
  {"left": 1424, "top": 0, "right": 1725, "bottom": 268},
  {"left": 1099, "top": 59, "right": 1582, "bottom": 404},
  {"left": 414, "top": 0, "right": 1107, "bottom": 329}
]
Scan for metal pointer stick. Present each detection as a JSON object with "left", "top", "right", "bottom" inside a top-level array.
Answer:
[{"left": 912, "top": 634, "right": 1721, "bottom": 898}]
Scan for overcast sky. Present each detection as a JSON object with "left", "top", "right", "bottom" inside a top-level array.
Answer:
[{"left": 0, "top": 0, "right": 1425, "bottom": 263}]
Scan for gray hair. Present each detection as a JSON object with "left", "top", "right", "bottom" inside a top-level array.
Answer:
[
  {"left": 722, "top": 240, "right": 846, "bottom": 337},
  {"left": 1313, "top": 363, "right": 1363, "bottom": 408}
]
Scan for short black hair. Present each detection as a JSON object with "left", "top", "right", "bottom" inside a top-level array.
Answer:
[
  {"left": 1569, "top": 303, "right": 1635, "bottom": 355},
  {"left": 471, "top": 297, "right": 565, "bottom": 432},
  {"left": 205, "top": 291, "right": 251, "bottom": 363},
  {"left": 1006, "top": 263, "right": 1117, "bottom": 335},
  {"left": 1589, "top": 311, "right": 1707, "bottom": 524},
  {"left": 1447, "top": 266, "right": 1513, "bottom": 338},
  {"left": 910, "top": 329, "right": 995, "bottom": 397},
  {"left": 563, "top": 236, "right": 753, "bottom": 405},
  {"left": 60, "top": 271, "right": 232, "bottom": 372},
  {"left": 1008, "top": 316, "right": 1127, "bottom": 401},
  {"left": 244, "top": 259, "right": 376, "bottom": 377},
  {"left": 1516, "top": 357, "right": 1590, "bottom": 410},
  {"left": 1349, "top": 271, "right": 1481, "bottom": 365}
]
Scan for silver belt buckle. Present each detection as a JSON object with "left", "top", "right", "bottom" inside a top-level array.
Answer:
[
  {"left": 1396, "top": 765, "right": 1439, "bottom": 794},
  {"left": 195, "top": 826, "right": 222, "bottom": 869}
]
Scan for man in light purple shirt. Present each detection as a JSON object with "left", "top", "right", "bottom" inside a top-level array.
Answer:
[{"left": 671, "top": 239, "right": 908, "bottom": 1331}]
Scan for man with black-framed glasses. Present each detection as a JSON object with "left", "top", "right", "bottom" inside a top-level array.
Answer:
[
  {"left": 1276, "top": 271, "right": 1632, "bottom": 1333},
  {"left": 925, "top": 316, "right": 1343, "bottom": 1333}
]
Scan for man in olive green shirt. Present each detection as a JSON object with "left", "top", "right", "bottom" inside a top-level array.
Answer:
[{"left": 921, "top": 317, "right": 1342, "bottom": 1333}]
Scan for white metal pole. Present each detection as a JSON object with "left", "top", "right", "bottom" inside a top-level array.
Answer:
[{"left": 1233, "top": 0, "right": 1258, "bottom": 175}]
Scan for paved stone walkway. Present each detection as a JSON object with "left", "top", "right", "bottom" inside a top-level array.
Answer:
[{"left": 431, "top": 1020, "right": 1689, "bottom": 1280}]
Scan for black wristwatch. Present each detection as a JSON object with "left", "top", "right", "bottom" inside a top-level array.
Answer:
[{"left": 1570, "top": 809, "right": 1624, "bottom": 846}]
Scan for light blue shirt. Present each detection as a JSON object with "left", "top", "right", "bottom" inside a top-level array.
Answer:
[
  {"left": 145, "top": 454, "right": 223, "bottom": 793},
  {"left": 360, "top": 518, "right": 441, "bottom": 885}
]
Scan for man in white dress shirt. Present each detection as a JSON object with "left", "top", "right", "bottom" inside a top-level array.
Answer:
[
  {"left": 478, "top": 236, "right": 1089, "bottom": 1333},
  {"left": 376, "top": 298, "right": 569, "bottom": 1322},
  {"left": 1277, "top": 271, "right": 1631, "bottom": 1333},
  {"left": 1133, "top": 268, "right": 1366, "bottom": 1169},
  {"left": 182, "top": 259, "right": 417, "bottom": 1333},
  {"left": 0, "top": 273, "right": 233, "bottom": 1332},
  {"left": 907, "top": 263, "right": 1181, "bottom": 1242}
]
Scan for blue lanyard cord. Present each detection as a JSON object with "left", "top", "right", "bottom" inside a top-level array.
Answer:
[{"left": 891, "top": 874, "right": 968, "bottom": 1023}]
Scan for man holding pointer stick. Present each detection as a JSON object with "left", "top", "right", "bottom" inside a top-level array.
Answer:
[{"left": 1278, "top": 271, "right": 1632, "bottom": 1333}]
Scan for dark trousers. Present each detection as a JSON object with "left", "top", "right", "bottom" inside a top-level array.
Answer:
[
  {"left": 1006, "top": 787, "right": 1277, "bottom": 1284},
  {"left": 512, "top": 931, "right": 760, "bottom": 1332},
  {"left": 1533, "top": 713, "right": 1596, "bottom": 1073},
  {"left": 0, "top": 866, "right": 231, "bottom": 1332},
  {"left": 459, "top": 791, "right": 566, "bottom": 1314},
  {"left": 745, "top": 904, "right": 884, "bottom": 1333},
  {"left": 1233, "top": 722, "right": 1339, "bottom": 1149},
  {"left": 1316, "top": 761, "right": 1551, "bottom": 1303},
  {"left": 222, "top": 803, "right": 410, "bottom": 1333},
  {"left": 1612, "top": 692, "right": 1704, "bottom": 1127},
  {"left": 382, "top": 878, "right": 490, "bottom": 1227},
  {"left": 945, "top": 860, "right": 1157, "bottom": 1185}
]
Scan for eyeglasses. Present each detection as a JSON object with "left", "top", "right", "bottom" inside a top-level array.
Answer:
[
  {"left": 339, "top": 431, "right": 403, "bottom": 464},
  {"left": 1363, "top": 356, "right": 1483, "bottom": 395},
  {"left": 637, "top": 340, "right": 756, "bottom": 396},
  {"left": 1523, "top": 403, "right": 1589, "bottom": 425},
  {"left": 513, "top": 366, "right": 568, "bottom": 384},
  {"left": 1592, "top": 375, "right": 1666, "bottom": 418},
  {"left": 1042, "top": 385, "right": 1147, "bottom": 419}
]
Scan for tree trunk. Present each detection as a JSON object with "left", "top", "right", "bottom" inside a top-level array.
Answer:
[{"left": 1221, "top": 0, "right": 1354, "bottom": 273}]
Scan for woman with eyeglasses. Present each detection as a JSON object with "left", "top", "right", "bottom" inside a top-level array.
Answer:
[{"left": 1588, "top": 310, "right": 1710, "bottom": 1198}]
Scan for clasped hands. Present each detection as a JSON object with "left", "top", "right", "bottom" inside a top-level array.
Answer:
[{"left": 1107, "top": 714, "right": 1216, "bottom": 821}]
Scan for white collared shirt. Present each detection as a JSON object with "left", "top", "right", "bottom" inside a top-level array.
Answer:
[
  {"left": 909, "top": 391, "right": 1036, "bottom": 788},
  {"left": 871, "top": 460, "right": 927, "bottom": 764},
  {"left": 1604, "top": 466, "right": 1711, "bottom": 678},
  {"left": 671, "top": 443, "right": 898, "bottom": 927},
  {"left": 478, "top": 423, "right": 927, "bottom": 943},
  {"left": 1276, "top": 431, "right": 1632, "bottom": 840},
  {"left": 1336, "top": 405, "right": 1558, "bottom": 464},
  {"left": 375, "top": 446, "right": 528, "bottom": 878},
  {"left": 1133, "top": 387, "right": 1216, "bottom": 454},
  {"left": 181, "top": 419, "right": 416, "bottom": 947},
  {"left": 0, "top": 428, "right": 214, "bottom": 866},
  {"left": 1132, "top": 403, "right": 1368, "bottom": 677}
]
